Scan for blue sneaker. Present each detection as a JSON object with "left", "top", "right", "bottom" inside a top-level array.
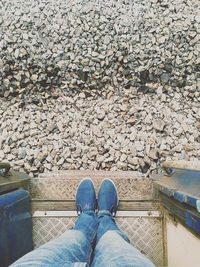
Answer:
[
  {"left": 76, "top": 178, "right": 97, "bottom": 215},
  {"left": 98, "top": 178, "right": 119, "bottom": 217}
]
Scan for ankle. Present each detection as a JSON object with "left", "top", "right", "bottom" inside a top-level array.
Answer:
[
  {"left": 98, "top": 210, "right": 113, "bottom": 218},
  {"left": 98, "top": 210, "right": 112, "bottom": 216}
]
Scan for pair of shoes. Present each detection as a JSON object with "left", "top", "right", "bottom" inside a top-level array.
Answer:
[{"left": 76, "top": 178, "right": 118, "bottom": 217}]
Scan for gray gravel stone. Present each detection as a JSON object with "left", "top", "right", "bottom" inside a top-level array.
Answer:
[
  {"left": 160, "top": 73, "right": 170, "bottom": 83},
  {"left": 57, "top": 157, "right": 65, "bottom": 166},
  {"left": 18, "top": 148, "right": 26, "bottom": 159},
  {"left": 153, "top": 119, "right": 165, "bottom": 131},
  {"left": 0, "top": 150, "right": 5, "bottom": 160}
]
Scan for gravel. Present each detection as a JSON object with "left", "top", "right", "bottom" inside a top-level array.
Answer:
[
  {"left": 0, "top": 0, "right": 199, "bottom": 98},
  {"left": 0, "top": 89, "right": 200, "bottom": 177},
  {"left": 0, "top": 0, "right": 200, "bottom": 177}
]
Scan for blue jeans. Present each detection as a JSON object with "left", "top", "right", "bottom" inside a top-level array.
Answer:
[{"left": 10, "top": 211, "right": 155, "bottom": 267}]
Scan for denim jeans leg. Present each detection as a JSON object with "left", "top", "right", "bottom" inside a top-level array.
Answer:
[
  {"left": 10, "top": 211, "right": 98, "bottom": 267},
  {"left": 74, "top": 211, "right": 98, "bottom": 245},
  {"left": 96, "top": 210, "right": 129, "bottom": 243},
  {"left": 91, "top": 211, "right": 155, "bottom": 267}
]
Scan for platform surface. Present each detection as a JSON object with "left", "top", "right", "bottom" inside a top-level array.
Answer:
[
  {"left": 31, "top": 170, "right": 164, "bottom": 266},
  {"left": 30, "top": 170, "right": 154, "bottom": 200}
]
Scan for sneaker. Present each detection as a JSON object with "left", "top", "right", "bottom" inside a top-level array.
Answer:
[
  {"left": 76, "top": 178, "right": 97, "bottom": 215},
  {"left": 98, "top": 178, "right": 119, "bottom": 217}
]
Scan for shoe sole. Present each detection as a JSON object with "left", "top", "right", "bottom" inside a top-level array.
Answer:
[{"left": 99, "top": 178, "right": 119, "bottom": 207}]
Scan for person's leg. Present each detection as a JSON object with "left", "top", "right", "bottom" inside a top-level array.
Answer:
[
  {"left": 91, "top": 179, "right": 155, "bottom": 267},
  {"left": 92, "top": 230, "right": 155, "bottom": 267},
  {"left": 96, "top": 210, "right": 129, "bottom": 243},
  {"left": 10, "top": 179, "right": 98, "bottom": 267}
]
